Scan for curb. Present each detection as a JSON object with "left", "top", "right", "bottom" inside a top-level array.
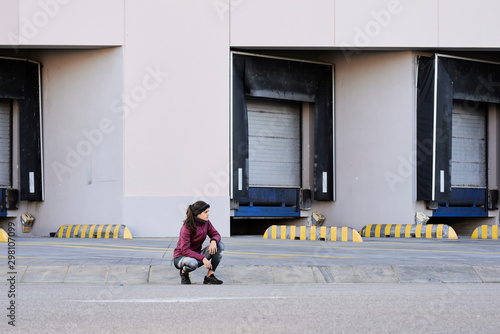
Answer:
[
  {"left": 359, "top": 224, "right": 458, "bottom": 239},
  {"left": 5, "top": 265, "right": 500, "bottom": 284},
  {"left": 263, "top": 225, "right": 363, "bottom": 242},
  {"left": 55, "top": 224, "right": 133, "bottom": 239},
  {"left": 471, "top": 225, "right": 499, "bottom": 239}
]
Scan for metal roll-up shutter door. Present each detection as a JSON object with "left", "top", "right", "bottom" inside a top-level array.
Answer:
[
  {"left": 451, "top": 101, "right": 486, "bottom": 188},
  {"left": 0, "top": 100, "right": 11, "bottom": 187},
  {"left": 247, "top": 98, "right": 301, "bottom": 188}
]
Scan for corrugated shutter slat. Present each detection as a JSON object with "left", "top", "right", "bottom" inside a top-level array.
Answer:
[
  {"left": 247, "top": 99, "right": 301, "bottom": 188},
  {"left": 0, "top": 100, "right": 10, "bottom": 187},
  {"left": 451, "top": 101, "right": 486, "bottom": 188}
]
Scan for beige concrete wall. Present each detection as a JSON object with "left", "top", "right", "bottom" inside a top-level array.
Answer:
[
  {"left": 122, "top": 0, "right": 231, "bottom": 236},
  {"left": 0, "top": 0, "right": 19, "bottom": 45},
  {"left": 1, "top": 0, "right": 123, "bottom": 47},
  {"left": 335, "top": 0, "right": 437, "bottom": 48},
  {"left": 4, "top": 0, "right": 500, "bottom": 50},
  {"left": 231, "top": 0, "right": 500, "bottom": 48},
  {"left": 439, "top": 0, "right": 500, "bottom": 47},
  {"left": 231, "top": 0, "right": 335, "bottom": 47},
  {"left": 317, "top": 51, "right": 418, "bottom": 230},
  {"left": 2, "top": 0, "right": 500, "bottom": 48}
]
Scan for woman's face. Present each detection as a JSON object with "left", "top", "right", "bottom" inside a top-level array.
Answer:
[{"left": 196, "top": 208, "right": 209, "bottom": 221}]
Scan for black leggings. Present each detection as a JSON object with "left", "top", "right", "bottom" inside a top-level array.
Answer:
[{"left": 174, "top": 242, "right": 224, "bottom": 273}]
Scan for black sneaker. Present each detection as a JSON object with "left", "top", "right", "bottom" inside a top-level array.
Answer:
[
  {"left": 180, "top": 270, "right": 191, "bottom": 285},
  {"left": 203, "top": 274, "right": 223, "bottom": 285}
]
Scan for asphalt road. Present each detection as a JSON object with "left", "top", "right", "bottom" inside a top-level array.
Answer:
[{"left": 6, "top": 283, "right": 500, "bottom": 333}]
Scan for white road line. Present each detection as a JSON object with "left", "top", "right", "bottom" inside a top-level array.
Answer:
[{"left": 75, "top": 296, "right": 292, "bottom": 303}]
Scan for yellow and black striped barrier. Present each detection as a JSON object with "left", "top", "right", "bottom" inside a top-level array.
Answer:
[
  {"left": 263, "top": 225, "right": 363, "bottom": 242},
  {"left": 55, "top": 224, "right": 132, "bottom": 239},
  {"left": 0, "top": 228, "right": 8, "bottom": 242},
  {"left": 471, "top": 225, "right": 499, "bottom": 239},
  {"left": 359, "top": 224, "right": 457, "bottom": 239}
]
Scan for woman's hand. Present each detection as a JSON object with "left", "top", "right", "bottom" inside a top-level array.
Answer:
[
  {"left": 208, "top": 240, "right": 217, "bottom": 255},
  {"left": 202, "top": 257, "right": 212, "bottom": 270}
]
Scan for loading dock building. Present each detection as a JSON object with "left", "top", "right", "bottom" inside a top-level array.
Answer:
[{"left": 0, "top": 0, "right": 499, "bottom": 237}]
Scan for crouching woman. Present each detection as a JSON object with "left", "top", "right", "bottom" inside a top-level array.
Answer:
[{"left": 173, "top": 201, "right": 224, "bottom": 284}]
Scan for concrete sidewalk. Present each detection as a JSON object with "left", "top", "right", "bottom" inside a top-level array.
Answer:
[{"left": 2, "top": 236, "right": 500, "bottom": 284}]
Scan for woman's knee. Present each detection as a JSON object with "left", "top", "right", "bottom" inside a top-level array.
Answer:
[
  {"left": 182, "top": 258, "right": 199, "bottom": 271},
  {"left": 217, "top": 241, "right": 225, "bottom": 252}
]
